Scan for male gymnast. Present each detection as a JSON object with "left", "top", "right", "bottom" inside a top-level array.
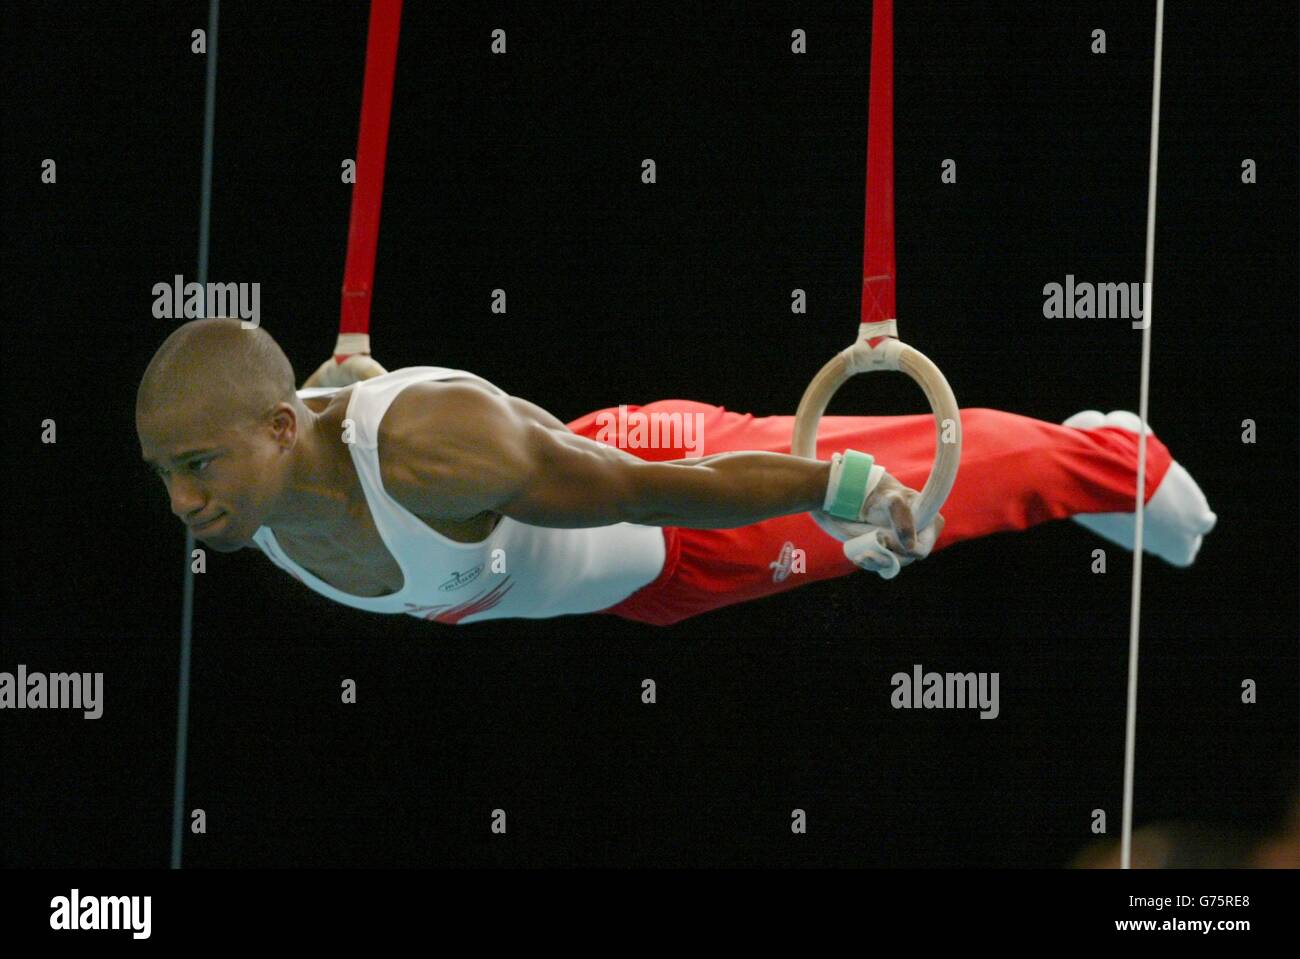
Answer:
[{"left": 136, "top": 318, "right": 1216, "bottom": 626}]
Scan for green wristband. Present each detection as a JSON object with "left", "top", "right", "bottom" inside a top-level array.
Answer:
[{"left": 826, "top": 450, "right": 876, "bottom": 520}]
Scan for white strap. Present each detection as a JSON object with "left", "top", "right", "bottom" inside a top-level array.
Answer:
[
  {"left": 333, "top": 332, "right": 371, "bottom": 357},
  {"left": 857, "top": 318, "right": 897, "bottom": 341},
  {"left": 842, "top": 519, "right": 941, "bottom": 580},
  {"left": 843, "top": 526, "right": 902, "bottom": 579}
]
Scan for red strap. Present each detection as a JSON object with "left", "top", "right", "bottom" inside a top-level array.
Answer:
[
  {"left": 861, "top": 0, "right": 895, "bottom": 338},
  {"left": 339, "top": 0, "right": 403, "bottom": 348}
]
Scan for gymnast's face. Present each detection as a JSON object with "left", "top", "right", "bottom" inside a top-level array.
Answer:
[{"left": 137, "top": 397, "right": 297, "bottom": 552}]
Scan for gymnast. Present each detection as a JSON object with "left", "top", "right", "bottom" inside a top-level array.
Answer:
[{"left": 135, "top": 318, "right": 1216, "bottom": 626}]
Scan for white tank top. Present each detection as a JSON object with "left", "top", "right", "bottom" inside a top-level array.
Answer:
[{"left": 252, "top": 367, "right": 666, "bottom": 624}]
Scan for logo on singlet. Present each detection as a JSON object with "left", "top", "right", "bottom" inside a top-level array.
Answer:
[
  {"left": 439, "top": 564, "right": 484, "bottom": 591},
  {"left": 770, "top": 541, "right": 796, "bottom": 583}
]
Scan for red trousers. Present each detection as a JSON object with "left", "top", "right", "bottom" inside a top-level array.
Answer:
[{"left": 564, "top": 402, "right": 1173, "bottom": 626}]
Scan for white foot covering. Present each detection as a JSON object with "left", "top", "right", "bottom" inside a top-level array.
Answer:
[{"left": 1062, "top": 410, "right": 1217, "bottom": 566}]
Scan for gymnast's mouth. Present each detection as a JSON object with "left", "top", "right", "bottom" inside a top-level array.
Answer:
[{"left": 188, "top": 512, "right": 225, "bottom": 533}]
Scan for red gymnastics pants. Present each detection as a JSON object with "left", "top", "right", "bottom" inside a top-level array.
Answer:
[{"left": 564, "top": 402, "right": 1173, "bottom": 626}]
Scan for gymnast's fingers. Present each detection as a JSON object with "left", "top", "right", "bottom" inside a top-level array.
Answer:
[
  {"left": 887, "top": 491, "right": 918, "bottom": 552},
  {"left": 303, "top": 354, "right": 388, "bottom": 389}
]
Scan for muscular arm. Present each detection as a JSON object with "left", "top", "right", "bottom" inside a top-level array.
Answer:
[{"left": 379, "top": 382, "right": 831, "bottom": 529}]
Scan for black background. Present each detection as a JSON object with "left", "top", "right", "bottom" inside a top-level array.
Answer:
[{"left": 2, "top": 0, "right": 1296, "bottom": 868}]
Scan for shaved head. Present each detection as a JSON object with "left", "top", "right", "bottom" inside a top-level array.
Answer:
[
  {"left": 137, "top": 318, "right": 308, "bottom": 551},
  {"left": 136, "top": 318, "right": 297, "bottom": 427}
]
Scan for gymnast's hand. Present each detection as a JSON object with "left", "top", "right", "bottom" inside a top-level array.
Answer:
[
  {"left": 302, "top": 354, "right": 389, "bottom": 389},
  {"left": 840, "top": 474, "right": 945, "bottom": 578},
  {"left": 847, "top": 475, "right": 941, "bottom": 574}
]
